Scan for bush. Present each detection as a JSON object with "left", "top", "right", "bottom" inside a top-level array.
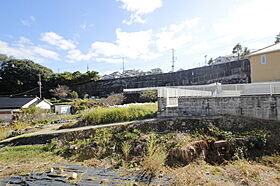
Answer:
[
  {"left": 141, "top": 133, "right": 168, "bottom": 175},
  {"left": 69, "top": 91, "right": 79, "bottom": 99},
  {"left": 99, "top": 94, "right": 125, "bottom": 106},
  {"left": 81, "top": 104, "right": 157, "bottom": 126},
  {"left": 140, "top": 90, "right": 157, "bottom": 102}
]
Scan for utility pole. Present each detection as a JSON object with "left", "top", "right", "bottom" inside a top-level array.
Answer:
[
  {"left": 122, "top": 57, "right": 125, "bottom": 75},
  {"left": 38, "top": 74, "right": 42, "bottom": 99},
  {"left": 171, "top": 49, "right": 176, "bottom": 72},
  {"left": 87, "top": 64, "right": 89, "bottom": 72},
  {"left": 204, "top": 55, "right": 207, "bottom": 65}
]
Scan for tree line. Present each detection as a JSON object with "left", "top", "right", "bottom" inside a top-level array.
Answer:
[{"left": 0, "top": 54, "right": 100, "bottom": 97}]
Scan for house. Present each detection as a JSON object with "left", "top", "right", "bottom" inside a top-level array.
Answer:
[
  {"left": 215, "top": 54, "right": 239, "bottom": 64},
  {"left": 0, "top": 97, "right": 53, "bottom": 122},
  {"left": 249, "top": 42, "right": 280, "bottom": 82},
  {"left": 54, "top": 104, "right": 72, "bottom": 114}
]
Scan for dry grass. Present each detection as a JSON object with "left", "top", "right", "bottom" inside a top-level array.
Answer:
[{"left": 170, "top": 159, "right": 280, "bottom": 185}]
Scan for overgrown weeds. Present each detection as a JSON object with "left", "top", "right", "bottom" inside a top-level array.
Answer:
[
  {"left": 80, "top": 103, "right": 157, "bottom": 126},
  {"left": 141, "top": 133, "right": 168, "bottom": 175}
]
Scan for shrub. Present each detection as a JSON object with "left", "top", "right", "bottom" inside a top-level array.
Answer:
[
  {"left": 99, "top": 94, "right": 125, "bottom": 106},
  {"left": 122, "top": 141, "right": 132, "bottom": 161},
  {"left": 69, "top": 91, "right": 79, "bottom": 99},
  {"left": 140, "top": 90, "right": 157, "bottom": 102},
  {"left": 141, "top": 133, "right": 168, "bottom": 175},
  {"left": 50, "top": 85, "right": 70, "bottom": 99}
]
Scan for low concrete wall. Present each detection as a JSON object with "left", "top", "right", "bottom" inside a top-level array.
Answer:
[{"left": 158, "top": 95, "right": 280, "bottom": 120}]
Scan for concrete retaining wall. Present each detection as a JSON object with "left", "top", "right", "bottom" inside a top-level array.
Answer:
[
  {"left": 158, "top": 95, "right": 280, "bottom": 121},
  {"left": 73, "top": 59, "right": 250, "bottom": 97}
]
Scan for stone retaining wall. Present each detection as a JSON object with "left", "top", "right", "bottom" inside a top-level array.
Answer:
[{"left": 73, "top": 59, "right": 250, "bottom": 97}]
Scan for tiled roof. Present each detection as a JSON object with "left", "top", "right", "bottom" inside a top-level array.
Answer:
[{"left": 0, "top": 97, "right": 37, "bottom": 109}]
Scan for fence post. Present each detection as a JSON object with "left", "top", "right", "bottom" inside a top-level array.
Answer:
[{"left": 270, "top": 84, "right": 273, "bottom": 96}]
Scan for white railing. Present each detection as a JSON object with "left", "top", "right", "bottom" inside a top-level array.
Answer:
[
  {"left": 124, "top": 81, "right": 280, "bottom": 98},
  {"left": 159, "top": 82, "right": 280, "bottom": 98}
]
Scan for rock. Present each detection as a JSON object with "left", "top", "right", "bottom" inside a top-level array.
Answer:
[
  {"left": 170, "top": 140, "right": 209, "bottom": 164},
  {"left": 214, "top": 140, "right": 228, "bottom": 148}
]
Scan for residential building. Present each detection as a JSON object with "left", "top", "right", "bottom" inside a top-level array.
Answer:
[
  {"left": 215, "top": 54, "right": 239, "bottom": 64},
  {"left": 249, "top": 43, "right": 280, "bottom": 82},
  {"left": 0, "top": 97, "right": 52, "bottom": 122}
]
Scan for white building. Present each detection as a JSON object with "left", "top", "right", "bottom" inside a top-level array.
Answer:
[
  {"left": 215, "top": 54, "right": 239, "bottom": 64},
  {"left": 0, "top": 97, "right": 53, "bottom": 122},
  {"left": 54, "top": 104, "right": 72, "bottom": 114}
]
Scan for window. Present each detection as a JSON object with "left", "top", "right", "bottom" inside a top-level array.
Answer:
[{"left": 261, "top": 55, "right": 266, "bottom": 64}]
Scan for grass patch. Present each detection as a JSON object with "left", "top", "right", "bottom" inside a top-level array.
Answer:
[
  {"left": 80, "top": 103, "right": 157, "bottom": 126},
  {"left": 0, "top": 145, "right": 68, "bottom": 177},
  {"left": 0, "top": 114, "right": 79, "bottom": 141}
]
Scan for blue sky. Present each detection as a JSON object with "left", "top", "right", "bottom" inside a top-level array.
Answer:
[{"left": 0, "top": 0, "right": 279, "bottom": 74}]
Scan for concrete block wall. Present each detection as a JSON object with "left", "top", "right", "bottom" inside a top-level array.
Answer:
[{"left": 158, "top": 96, "right": 280, "bottom": 121}]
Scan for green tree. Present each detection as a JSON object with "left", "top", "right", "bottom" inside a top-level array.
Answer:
[
  {"left": 0, "top": 58, "right": 54, "bottom": 95},
  {"left": 69, "top": 91, "right": 79, "bottom": 99},
  {"left": 232, "top": 44, "right": 250, "bottom": 59},
  {"left": 0, "top": 54, "right": 9, "bottom": 61},
  {"left": 275, "top": 33, "right": 280, "bottom": 43},
  {"left": 208, "top": 58, "right": 215, "bottom": 65},
  {"left": 232, "top": 43, "right": 242, "bottom": 59},
  {"left": 140, "top": 90, "right": 157, "bottom": 102},
  {"left": 241, "top": 47, "right": 250, "bottom": 59}
]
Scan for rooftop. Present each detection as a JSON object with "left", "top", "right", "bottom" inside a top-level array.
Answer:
[
  {"left": 249, "top": 42, "right": 280, "bottom": 57},
  {"left": 0, "top": 97, "right": 37, "bottom": 109}
]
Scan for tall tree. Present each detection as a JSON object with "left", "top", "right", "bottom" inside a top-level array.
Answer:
[
  {"left": 232, "top": 44, "right": 250, "bottom": 59},
  {"left": 208, "top": 58, "right": 215, "bottom": 65},
  {"left": 232, "top": 43, "right": 242, "bottom": 59},
  {"left": 275, "top": 33, "right": 280, "bottom": 43},
  {"left": 0, "top": 58, "right": 54, "bottom": 95},
  {"left": 241, "top": 47, "right": 250, "bottom": 59}
]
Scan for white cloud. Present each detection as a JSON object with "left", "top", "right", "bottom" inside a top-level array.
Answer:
[
  {"left": 41, "top": 32, "right": 98, "bottom": 62},
  {"left": 91, "top": 28, "right": 159, "bottom": 60},
  {"left": 215, "top": 0, "right": 280, "bottom": 40},
  {"left": 17, "top": 36, "right": 34, "bottom": 45},
  {"left": 0, "top": 39, "right": 60, "bottom": 62},
  {"left": 90, "top": 18, "right": 200, "bottom": 63},
  {"left": 21, "top": 16, "right": 36, "bottom": 26},
  {"left": 41, "top": 32, "right": 76, "bottom": 50},
  {"left": 117, "top": 0, "right": 162, "bottom": 24},
  {"left": 155, "top": 18, "right": 199, "bottom": 52},
  {"left": 96, "top": 58, "right": 123, "bottom": 63},
  {"left": 80, "top": 23, "right": 94, "bottom": 31},
  {"left": 66, "top": 49, "right": 96, "bottom": 62}
]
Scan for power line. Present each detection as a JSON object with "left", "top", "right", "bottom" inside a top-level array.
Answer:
[
  {"left": 0, "top": 87, "right": 39, "bottom": 97},
  {"left": 122, "top": 57, "right": 125, "bottom": 75}
]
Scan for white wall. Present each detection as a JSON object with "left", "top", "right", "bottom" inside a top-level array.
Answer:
[
  {"left": 0, "top": 109, "right": 18, "bottom": 122},
  {"left": 54, "top": 105, "right": 71, "bottom": 114},
  {"left": 36, "top": 101, "right": 52, "bottom": 109}
]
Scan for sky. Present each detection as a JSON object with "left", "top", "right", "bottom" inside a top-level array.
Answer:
[{"left": 0, "top": 0, "right": 279, "bottom": 75}]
